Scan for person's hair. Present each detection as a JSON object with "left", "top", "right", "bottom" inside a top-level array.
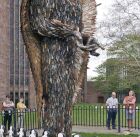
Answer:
[
  {"left": 6, "top": 94, "right": 10, "bottom": 98},
  {"left": 129, "top": 90, "right": 135, "bottom": 96},
  {"left": 112, "top": 92, "right": 116, "bottom": 95},
  {"left": 20, "top": 95, "right": 24, "bottom": 99}
]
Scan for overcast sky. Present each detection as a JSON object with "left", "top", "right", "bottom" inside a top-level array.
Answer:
[{"left": 87, "top": 0, "right": 114, "bottom": 80}]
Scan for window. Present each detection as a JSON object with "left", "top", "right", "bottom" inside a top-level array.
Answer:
[
  {"left": 10, "top": 75, "right": 14, "bottom": 85},
  {"left": 25, "top": 93, "right": 29, "bottom": 107},
  {"left": 20, "top": 92, "right": 24, "bottom": 98},
  {"left": 15, "top": 92, "right": 19, "bottom": 105},
  {"left": 10, "top": 92, "right": 14, "bottom": 101}
]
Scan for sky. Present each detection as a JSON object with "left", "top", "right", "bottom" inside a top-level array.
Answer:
[{"left": 87, "top": 0, "right": 114, "bottom": 80}]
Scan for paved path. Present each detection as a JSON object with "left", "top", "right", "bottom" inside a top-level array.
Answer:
[
  {"left": 3, "top": 126, "right": 140, "bottom": 136},
  {"left": 72, "top": 126, "right": 140, "bottom": 135},
  {"left": 25, "top": 126, "right": 140, "bottom": 136}
]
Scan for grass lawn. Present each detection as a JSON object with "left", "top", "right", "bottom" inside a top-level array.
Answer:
[
  {"left": 80, "top": 133, "right": 138, "bottom": 137},
  {"left": 72, "top": 103, "right": 140, "bottom": 128}
]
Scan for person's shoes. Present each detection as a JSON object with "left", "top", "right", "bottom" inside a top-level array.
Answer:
[
  {"left": 107, "top": 127, "right": 111, "bottom": 130},
  {"left": 129, "top": 129, "right": 133, "bottom": 132},
  {"left": 112, "top": 127, "right": 116, "bottom": 129}
]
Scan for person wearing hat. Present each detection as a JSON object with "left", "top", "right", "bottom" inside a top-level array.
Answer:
[{"left": 2, "top": 95, "right": 15, "bottom": 132}]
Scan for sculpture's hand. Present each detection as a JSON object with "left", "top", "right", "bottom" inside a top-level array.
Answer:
[{"left": 74, "top": 30, "right": 104, "bottom": 55}]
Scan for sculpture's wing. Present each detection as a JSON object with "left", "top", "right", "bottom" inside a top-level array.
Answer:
[
  {"left": 29, "top": 0, "right": 82, "bottom": 38},
  {"left": 81, "top": 0, "right": 97, "bottom": 35},
  {"left": 73, "top": 0, "right": 97, "bottom": 103},
  {"left": 20, "top": 0, "right": 43, "bottom": 111}
]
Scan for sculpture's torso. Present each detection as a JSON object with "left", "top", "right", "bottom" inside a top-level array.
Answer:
[
  {"left": 29, "top": 1, "right": 83, "bottom": 133},
  {"left": 29, "top": 0, "right": 82, "bottom": 31},
  {"left": 21, "top": 0, "right": 97, "bottom": 136}
]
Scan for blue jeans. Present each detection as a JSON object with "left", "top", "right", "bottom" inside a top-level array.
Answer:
[{"left": 107, "top": 109, "right": 117, "bottom": 128}]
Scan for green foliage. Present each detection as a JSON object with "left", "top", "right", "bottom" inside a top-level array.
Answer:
[{"left": 93, "top": 34, "right": 140, "bottom": 93}]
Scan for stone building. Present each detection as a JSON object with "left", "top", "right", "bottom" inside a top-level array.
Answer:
[
  {"left": 85, "top": 81, "right": 106, "bottom": 104},
  {"left": 0, "top": 0, "right": 36, "bottom": 109},
  {"left": 0, "top": 0, "right": 99, "bottom": 109},
  {"left": 0, "top": 0, "right": 10, "bottom": 107}
]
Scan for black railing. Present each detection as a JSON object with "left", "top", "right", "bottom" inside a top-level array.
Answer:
[
  {"left": 0, "top": 105, "right": 140, "bottom": 132},
  {"left": 72, "top": 104, "right": 140, "bottom": 132},
  {"left": 0, "top": 109, "right": 41, "bottom": 131}
]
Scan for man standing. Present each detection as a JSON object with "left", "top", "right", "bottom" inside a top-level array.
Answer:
[
  {"left": 2, "top": 95, "right": 15, "bottom": 132},
  {"left": 106, "top": 92, "right": 118, "bottom": 130}
]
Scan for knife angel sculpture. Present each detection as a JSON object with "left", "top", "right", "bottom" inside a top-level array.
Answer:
[{"left": 20, "top": 0, "right": 102, "bottom": 136}]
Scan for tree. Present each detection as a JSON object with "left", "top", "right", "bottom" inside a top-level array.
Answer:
[
  {"left": 20, "top": 0, "right": 99, "bottom": 136},
  {"left": 93, "top": 59, "right": 123, "bottom": 92},
  {"left": 93, "top": 0, "right": 140, "bottom": 93},
  {"left": 108, "top": 34, "right": 140, "bottom": 81},
  {"left": 97, "top": 0, "right": 140, "bottom": 46},
  {"left": 93, "top": 35, "right": 140, "bottom": 93}
]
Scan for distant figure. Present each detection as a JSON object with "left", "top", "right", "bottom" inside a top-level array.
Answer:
[
  {"left": 74, "top": 135, "right": 80, "bottom": 137},
  {"left": 2, "top": 95, "right": 14, "bottom": 132},
  {"left": 123, "top": 90, "right": 136, "bottom": 132},
  {"left": 0, "top": 125, "right": 4, "bottom": 137},
  {"left": 17, "top": 97, "right": 26, "bottom": 128},
  {"left": 42, "top": 131, "right": 48, "bottom": 137},
  {"left": 58, "top": 133, "right": 64, "bottom": 137},
  {"left": 72, "top": 133, "right": 80, "bottom": 137},
  {"left": 8, "top": 126, "right": 13, "bottom": 137},
  {"left": 17, "top": 128, "right": 25, "bottom": 137},
  {"left": 106, "top": 92, "right": 118, "bottom": 130},
  {"left": 29, "top": 130, "right": 37, "bottom": 137}
]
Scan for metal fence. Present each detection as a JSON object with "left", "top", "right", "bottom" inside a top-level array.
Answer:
[
  {"left": 0, "top": 109, "right": 42, "bottom": 131},
  {"left": 72, "top": 104, "right": 140, "bottom": 132},
  {"left": 0, "top": 104, "right": 140, "bottom": 133}
]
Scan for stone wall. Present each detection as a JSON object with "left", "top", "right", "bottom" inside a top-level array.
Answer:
[
  {"left": 0, "top": 0, "right": 36, "bottom": 109},
  {"left": 0, "top": 0, "right": 10, "bottom": 106},
  {"left": 85, "top": 81, "right": 106, "bottom": 104}
]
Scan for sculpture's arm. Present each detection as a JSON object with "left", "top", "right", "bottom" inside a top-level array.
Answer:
[
  {"left": 29, "top": 0, "right": 83, "bottom": 38},
  {"left": 35, "top": 19, "right": 75, "bottom": 38},
  {"left": 74, "top": 30, "right": 104, "bottom": 51}
]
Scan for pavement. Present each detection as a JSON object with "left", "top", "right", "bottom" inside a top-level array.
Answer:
[
  {"left": 72, "top": 126, "right": 140, "bottom": 135},
  {"left": 26, "top": 126, "right": 140, "bottom": 136},
  {"left": 3, "top": 126, "right": 140, "bottom": 136}
]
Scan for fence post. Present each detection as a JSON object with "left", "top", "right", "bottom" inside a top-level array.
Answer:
[
  {"left": 118, "top": 103, "right": 121, "bottom": 133},
  {"left": 13, "top": 109, "right": 17, "bottom": 137}
]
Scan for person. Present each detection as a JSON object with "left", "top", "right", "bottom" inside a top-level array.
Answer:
[
  {"left": 17, "top": 97, "right": 26, "bottom": 128},
  {"left": 2, "top": 95, "right": 15, "bottom": 132},
  {"left": 106, "top": 92, "right": 118, "bottom": 130},
  {"left": 123, "top": 90, "right": 136, "bottom": 132}
]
